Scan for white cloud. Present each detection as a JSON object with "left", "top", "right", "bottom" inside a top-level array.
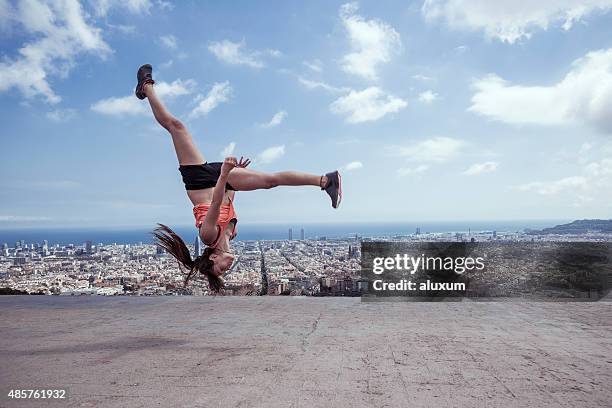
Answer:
[
  {"left": 46, "top": 108, "right": 76, "bottom": 122},
  {"left": 396, "top": 136, "right": 464, "bottom": 162},
  {"left": 0, "top": 0, "right": 111, "bottom": 103},
  {"left": 155, "top": 79, "right": 195, "bottom": 97},
  {"left": 303, "top": 59, "right": 323, "bottom": 72},
  {"left": 518, "top": 176, "right": 588, "bottom": 195},
  {"left": 106, "top": 22, "right": 136, "bottom": 34},
  {"left": 208, "top": 40, "right": 280, "bottom": 68},
  {"left": 412, "top": 74, "right": 434, "bottom": 81},
  {"left": 469, "top": 49, "right": 612, "bottom": 133},
  {"left": 418, "top": 90, "right": 438, "bottom": 104},
  {"left": 259, "top": 110, "right": 287, "bottom": 128},
  {"left": 91, "top": 79, "right": 195, "bottom": 116},
  {"left": 189, "top": 81, "right": 232, "bottom": 119},
  {"left": 463, "top": 161, "right": 498, "bottom": 175},
  {"left": 297, "top": 77, "right": 348, "bottom": 93},
  {"left": 422, "top": 0, "right": 612, "bottom": 43},
  {"left": 330, "top": 87, "right": 407, "bottom": 123},
  {"left": 517, "top": 158, "right": 612, "bottom": 204},
  {"left": 93, "top": 0, "right": 153, "bottom": 16},
  {"left": 221, "top": 142, "right": 236, "bottom": 157},
  {"left": 397, "top": 165, "right": 429, "bottom": 176},
  {"left": 159, "top": 34, "right": 177, "bottom": 49},
  {"left": 159, "top": 59, "right": 174, "bottom": 70},
  {"left": 91, "top": 95, "right": 146, "bottom": 116},
  {"left": 339, "top": 2, "right": 402, "bottom": 80},
  {"left": 344, "top": 161, "right": 363, "bottom": 171},
  {"left": 257, "top": 145, "right": 285, "bottom": 164},
  {"left": 156, "top": 0, "right": 174, "bottom": 11},
  {"left": 266, "top": 49, "right": 282, "bottom": 58}
]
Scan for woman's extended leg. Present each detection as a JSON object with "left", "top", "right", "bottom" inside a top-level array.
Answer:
[
  {"left": 143, "top": 83, "right": 204, "bottom": 165},
  {"left": 228, "top": 167, "right": 342, "bottom": 208},
  {"left": 227, "top": 167, "right": 326, "bottom": 191}
]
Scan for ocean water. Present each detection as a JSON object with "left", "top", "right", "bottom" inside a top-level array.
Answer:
[{"left": 0, "top": 220, "right": 568, "bottom": 246}]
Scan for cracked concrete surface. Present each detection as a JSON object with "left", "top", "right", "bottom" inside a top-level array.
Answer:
[{"left": 0, "top": 296, "right": 611, "bottom": 407}]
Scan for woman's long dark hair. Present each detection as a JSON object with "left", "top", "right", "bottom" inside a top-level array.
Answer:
[{"left": 152, "top": 223, "right": 224, "bottom": 292}]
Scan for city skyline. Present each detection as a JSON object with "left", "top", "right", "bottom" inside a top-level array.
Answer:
[{"left": 2, "top": 1, "right": 612, "bottom": 229}]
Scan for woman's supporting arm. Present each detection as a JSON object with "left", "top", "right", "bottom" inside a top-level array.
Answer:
[
  {"left": 200, "top": 179, "right": 230, "bottom": 244},
  {"left": 199, "top": 157, "right": 242, "bottom": 244}
]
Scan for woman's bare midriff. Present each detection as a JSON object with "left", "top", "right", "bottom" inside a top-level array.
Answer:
[{"left": 186, "top": 187, "right": 235, "bottom": 206}]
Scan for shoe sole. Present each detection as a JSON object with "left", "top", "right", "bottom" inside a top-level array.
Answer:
[{"left": 327, "top": 170, "right": 341, "bottom": 209}]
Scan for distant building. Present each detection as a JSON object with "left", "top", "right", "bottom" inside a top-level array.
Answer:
[
  {"left": 288, "top": 228, "right": 293, "bottom": 240},
  {"left": 300, "top": 227, "right": 304, "bottom": 240},
  {"left": 14, "top": 256, "right": 26, "bottom": 266},
  {"left": 85, "top": 240, "right": 93, "bottom": 254}
]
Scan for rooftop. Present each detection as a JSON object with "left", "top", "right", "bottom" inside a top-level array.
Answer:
[{"left": 1, "top": 296, "right": 611, "bottom": 407}]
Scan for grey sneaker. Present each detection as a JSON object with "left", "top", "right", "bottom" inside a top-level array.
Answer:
[
  {"left": 322, "top": 170, "right": 342, "bottom": 209},
  {"left": 135, "top": 64, "right": 155, "bottom": 100}
]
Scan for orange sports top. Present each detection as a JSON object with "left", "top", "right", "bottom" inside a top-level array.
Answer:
[{"left": 193, "top": 198, "right": 237, "bottom": 247}]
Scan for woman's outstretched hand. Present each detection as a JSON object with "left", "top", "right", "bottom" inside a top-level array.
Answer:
[
  {"left": 221, "top": 156, "right": 251, "bottom": 175},
  {"left": 237, "top": 156, "right": 251, "bottom": 168}
]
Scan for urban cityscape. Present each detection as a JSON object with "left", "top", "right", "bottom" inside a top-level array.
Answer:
[{"left": 1, "top": 223, "right": 611, "bottom": 296}]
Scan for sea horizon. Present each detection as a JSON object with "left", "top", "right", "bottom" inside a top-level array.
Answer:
[{"left": 0, "top": 219, "right": 571, "bottom": 245}]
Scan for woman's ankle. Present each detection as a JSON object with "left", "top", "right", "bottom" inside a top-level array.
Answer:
[
  {"left": 320, "top": 175, "right": 328, "bottom": 188},
  {"left": 143, "top": 81, "right": 154, "bottom": 94}
]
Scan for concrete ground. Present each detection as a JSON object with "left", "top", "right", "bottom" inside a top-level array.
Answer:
[{"left": 0, "top": 296, "right": 610, "bottom": 408}]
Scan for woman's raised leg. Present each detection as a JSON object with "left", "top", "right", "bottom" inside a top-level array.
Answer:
[
  {"left": 227, "top": 168, "right": 325, "bottom": 191},
  {"left": 227, "top": 167, "right": 342, "bottom": 208},
  {"left": 144, "top": 83, "right": 204, "bottom": 165}
]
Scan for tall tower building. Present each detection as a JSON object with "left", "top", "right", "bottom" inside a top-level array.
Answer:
[
  {"left": 288, "top": 228, "right": 293, "bottom": 240},
  {"left": 85, "top": 240, "right": 93, "bottom": 254},
  {"left": 300, "top": 227, "right": 304, "bottom": 240}
]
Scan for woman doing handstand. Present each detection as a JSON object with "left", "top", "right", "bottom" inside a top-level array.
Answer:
[{"left": 135, "top": 64, "right": 342, "bottom": 292}]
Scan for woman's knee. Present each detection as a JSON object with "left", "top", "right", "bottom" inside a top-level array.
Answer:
[
  {"left": 163, "top": 117, "right": 185, "bottom": 133},
  {"left": 263, "top": 173, "right": 281, "bottom": 189}
]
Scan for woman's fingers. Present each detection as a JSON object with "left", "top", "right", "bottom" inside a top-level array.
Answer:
[{"left": 237, "top": 157, "right": 251, "bottom": 168}]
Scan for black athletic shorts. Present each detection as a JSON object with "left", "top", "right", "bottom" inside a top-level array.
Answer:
[{"left": 178, "top": 162, "right": 236, "bottom": 191}]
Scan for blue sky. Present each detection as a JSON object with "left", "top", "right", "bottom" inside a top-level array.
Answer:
[{"left": 1, "top": 0, "right": 612, "bottom": 229}]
